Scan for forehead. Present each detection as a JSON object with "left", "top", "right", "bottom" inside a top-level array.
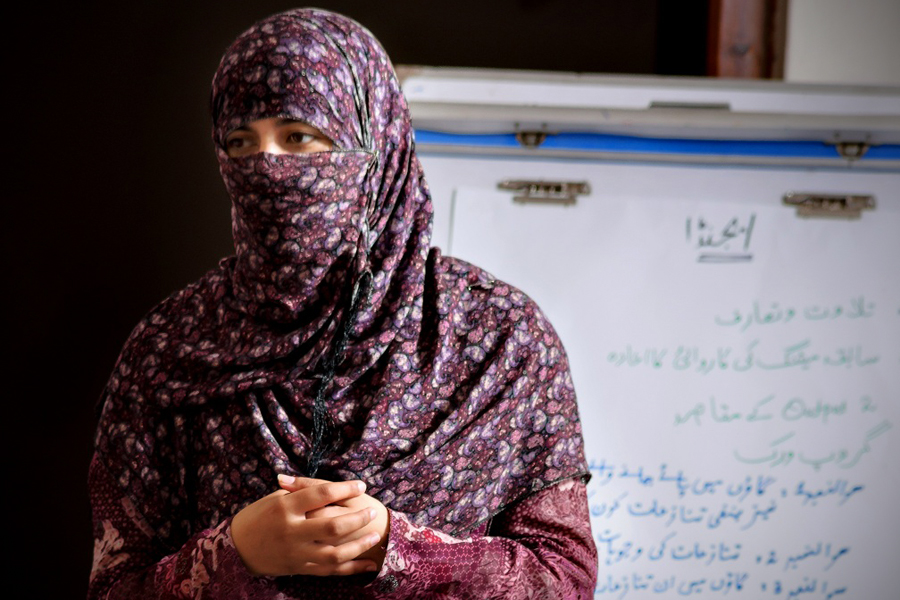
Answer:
[{"left": 211, "top": 11, "right": 369, "bottom": 150}]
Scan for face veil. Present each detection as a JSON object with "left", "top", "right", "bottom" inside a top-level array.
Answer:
[
  {"left": 210, "top": 8, "right": 432, "bottom": 354},
  {"left": 208, "top": 8, "right": 436, "bottom": 474},
  {"left": 96, "top": 8, "right": 589, "bottom": 545}
]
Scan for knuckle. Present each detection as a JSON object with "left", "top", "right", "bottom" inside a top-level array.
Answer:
[
  {"left": 322, "top": 548, "right": 343, "bottom": 565},
  {"left": 324, "top": 519, "right": 343, "bottom": 537},
  {"left": 284, "top": 513, "right": 304, "bottom": 532},
  {"left": 271, "top": 496, "right": 291, "bottom": 519},
  {"left": 314, "top": 484, "right": 338, "bottom": 503}
]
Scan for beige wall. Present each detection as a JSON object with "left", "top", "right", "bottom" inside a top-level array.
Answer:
[{"left": 785, "top": 0, "right": 900, "bottom": 85}]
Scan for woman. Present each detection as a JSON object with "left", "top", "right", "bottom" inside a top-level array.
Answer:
[{"left": 89, "top": 8, "right": 597, "bottom": 599}]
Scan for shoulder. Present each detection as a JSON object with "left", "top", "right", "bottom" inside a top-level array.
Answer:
[
  {"left": 129, "top": 259, "right": 235, "bottom": 347},
  {"left": 100, "top": 259, "right": 236, "bottom": 411},
  {"left": 95, "top": 260, "right": 237, "bottom": 464},
  {"left": 430, "top": 249, "right": 563, "bottom": 348}
]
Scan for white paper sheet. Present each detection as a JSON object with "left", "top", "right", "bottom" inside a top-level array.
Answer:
[{"left": 442, "top": 162, "right": 899, "bottom": 599}]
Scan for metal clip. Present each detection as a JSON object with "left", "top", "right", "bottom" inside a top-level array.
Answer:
[
  {"left": 497, "top": 180, "right": 590, "bottom": 206},
  {"left": 834, "top": 141, "right": 870, "bottom": 160},
  {"left": 515, "top": 131, "right": 548, "bottom": 148},
  {"left": 782, "top": 192, "right": 875, "bottom": 219}
]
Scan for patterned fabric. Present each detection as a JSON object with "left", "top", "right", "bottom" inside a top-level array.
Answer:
[
  {"left": 90, "top": 7, "right": 595, "bottom": 597},
  {"left": 89, "top": 456, "right": 597, "bottom": 599}
]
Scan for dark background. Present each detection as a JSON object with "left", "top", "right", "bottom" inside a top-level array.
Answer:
[{"left": 10, "top": 0, "right": 707, "bottom": 595}]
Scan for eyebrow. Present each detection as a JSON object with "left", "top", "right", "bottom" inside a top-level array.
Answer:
[
  {"left": 228, "top": 117, "right": 312, "bottom": 135},
  {"left": 229, "top": 118, "right": 307, "bottom": 133}
]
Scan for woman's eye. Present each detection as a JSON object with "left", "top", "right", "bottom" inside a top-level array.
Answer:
[
  {"left": 226, "top": 136, "right": 252, "bottom": 149},
  {"left": 225, "top": 134, "right": 258, "bottom": 157},
  {"left": 287, "top": 132, "right": 316, "bottom": 145}
]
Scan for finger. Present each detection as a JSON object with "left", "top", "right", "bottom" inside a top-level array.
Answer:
[
  {"left": 262, "top": 489, "right": 291, "bottom": 501},
  {"left": 309, "top": 532, "right": 382, "bottom": 566},
  {"left": 287, "top": 480, "right": 367, "bottom": 512},
  {"left": 303, "top": 508, "right": 376, "bottom": 542},
  {"left": 298, "top": 559, "right": 379, "bottom": 577},
  {"left": 277, "top": 474, "right": 329, "bottom": 491},
  {"left": 305, "top": 505, "right": 353, "bottom": 519}
]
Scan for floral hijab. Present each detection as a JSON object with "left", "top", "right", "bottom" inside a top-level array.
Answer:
[{"left": 96, "top": 9, "right": 588, "bottom": 542}]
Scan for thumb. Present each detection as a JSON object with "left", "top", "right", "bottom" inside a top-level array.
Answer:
[{"left": 276, "top": 473, "right": 330, "bottom": 491}]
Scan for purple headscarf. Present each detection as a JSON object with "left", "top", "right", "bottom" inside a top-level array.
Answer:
[{"left": 95, "top": 8, "right": 588, "bottom": 543}]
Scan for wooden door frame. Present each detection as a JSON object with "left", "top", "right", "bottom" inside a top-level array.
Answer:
[{"left": 707, "top": 0, "right": 788, "bottom": 78}]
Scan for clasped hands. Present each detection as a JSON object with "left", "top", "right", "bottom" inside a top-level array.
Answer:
[{"left": 231, "top": 475, "right": 389, "bottom": 577}]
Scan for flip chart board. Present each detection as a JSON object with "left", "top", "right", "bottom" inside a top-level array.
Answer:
[{"left": 419, "top": 153, "right": 900, "bottom": 599}]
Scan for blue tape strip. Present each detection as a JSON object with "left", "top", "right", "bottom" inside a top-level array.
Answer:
[{"left": 414, "top": 130, "right": 900, "bottom": 160}]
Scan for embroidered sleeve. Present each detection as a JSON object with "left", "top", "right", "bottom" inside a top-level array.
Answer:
[
  {"left": 87, "top": 453, "right": 275, "bottom": 600},
  {"left": 90, "top": 452, "right": 596, "bottom": 599},
  {"left": 369, "top": 478, "right": 598, "bottom": 599}
]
